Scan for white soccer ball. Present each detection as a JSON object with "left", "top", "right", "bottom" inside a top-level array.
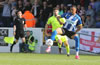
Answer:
[{"left": 45, "top": 39, "right": 53, "bottom": 46}]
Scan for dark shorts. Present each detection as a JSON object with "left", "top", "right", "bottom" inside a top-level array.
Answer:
[
  {"left": 15, "top": 31, "right": 25, "bottom": 40},
  {"left": 61, "top": 28, "right": 76, "bottom": 39}
]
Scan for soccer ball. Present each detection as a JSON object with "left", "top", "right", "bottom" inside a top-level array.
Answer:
[{"left": 45, "top": 39, "right": 53, "bottom": 46}]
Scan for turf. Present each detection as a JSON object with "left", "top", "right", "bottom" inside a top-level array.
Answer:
[{"left": 0, "top": 53, "right": 100, "bottom": 65}]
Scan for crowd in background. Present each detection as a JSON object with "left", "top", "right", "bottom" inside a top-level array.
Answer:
[{"left": 0, "top": 0, "right": 100, "bottom": 28}]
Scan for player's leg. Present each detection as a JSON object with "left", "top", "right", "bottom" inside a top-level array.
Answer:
[
  {"left": 10, "top": 39, "right": 18, "bottom": 52},
  {"left": 64, "top": 40, "right": 70, "bottom": 56},
  {"left": 51, "top": 28, "right": 63, "bottom": 41},
  {"left": 46, "top": 28, "right": 63, "bottom": 53},
  {"left": 71, "top": 34, "right": 80, "bottom": 59},
  {"left": 57, "top": 39, "right": 62, "bottom": 54},
  {"left": 10, "top": 33, "right": 19, "bottom": 52}
]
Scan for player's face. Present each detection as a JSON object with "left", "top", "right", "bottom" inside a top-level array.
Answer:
[
  {"left": 70, "top": 7, "right": 77, "bottom": 14},
  {"left": 17, "top": 11, "right": 22, "bottom": 18},
  {"left": 27, "top": 31, "right": 30, "bottom": 36},
  {"left": 53, "top": 10, "right": 59, "bottom": 16}
]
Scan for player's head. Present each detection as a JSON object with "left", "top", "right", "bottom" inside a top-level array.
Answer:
[
  {"left": 70, "top": 6, "right": 77, "bottom": 15},
  {"left": 16, "top": 10, "right": 22, "bottom": 18},
  {"left": 53, "top": 8, "right": 59, "bottom": 16},
  {"left": 26, "top": 30, "right": 31, "bottom": 36}
]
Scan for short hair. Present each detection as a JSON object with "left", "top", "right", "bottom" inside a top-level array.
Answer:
[{"left": 70, "top": 5, "right": 77, "bottom": 9}]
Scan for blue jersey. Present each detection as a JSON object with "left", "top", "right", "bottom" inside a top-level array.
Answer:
[{"left": 61, "top": 13, "right": 82, "bottom": 32}]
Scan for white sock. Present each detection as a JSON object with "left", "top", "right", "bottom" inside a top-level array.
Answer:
[{"left": 76, "top": 51, "right": 79, "bottom": 56}]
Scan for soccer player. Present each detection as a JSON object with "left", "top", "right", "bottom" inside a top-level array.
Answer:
[
  {"left": 10, "top": 10, "right": 27, "bottom": 52},
  {"left": 45, "top": 8, "right": 65, "bottom": 52},
  {"left": 46, "top": 6, "right": 83, "bottom": 59},
  {"left": 55, "top": 35, "right": 70, "bottom": 56}
]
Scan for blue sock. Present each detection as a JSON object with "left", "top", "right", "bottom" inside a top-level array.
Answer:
[
  {"left": 51, "top": 30, "right": 57, "bottom": 41},
  {"left": 74, "top": 36, "right": 80, "bottom": 52}
]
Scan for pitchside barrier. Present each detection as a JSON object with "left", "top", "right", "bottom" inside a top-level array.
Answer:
[
  {"left": 0, "top": 28, "right": 100, "bottom": 53},
  {"left": 78, "top": 28, "right": 100, "bottom": 53},
  {"left": 0, "top": 28, "right": 43, "bottom": 53}
]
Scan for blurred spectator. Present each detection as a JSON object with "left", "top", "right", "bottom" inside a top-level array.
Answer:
[
  {"left": 95, "top": 16, "right": 100, "bottom": 28},
  {"left": 96, "top": 22, "right": 100, "bottom": 28},
  {"left": 17, "top": 0, "right": 23, "bottom": 12},
  {"left": 80, "top": 0, "right": 84, "bottom": 6},
  {"left": 84, "top": 0, "right": 90, "bottom": 9},
  {"left": 31, "top": 0, "right": 40, "bottom": 18},
  {"left": 22, "top": 7, "right": 36, "bottom": 28},
  {"left": 0, "top": 0, "right": 12, "bottom": 27},
  {"left": 0, "top": 0, "right": 98, "bottom": 28},
  {"left": 86, "top": 5, "right": 95, "bottom": 18},
  {"left": 73, "top": 0, "right": 80, "bottom": 5},
  {"left": 11, "top": 0, "right": 17, "bottom": 10},
  {"left": 93, "top": 0, "right": 100, "bottom": 15},
  {"left": 0, "top": 0, "right": 3, "bottom": 15},
  {"left": 84, "top": 14, "right": 95, "bottom": 28},
  {"left": 38, "top": 1, "right": 52, "bottom": 28},
  {"left": 64, "top": 6, "right": 68, "bottom": 13},
  {"left": 11, "top": 5, "right": 17, "bottom": 21},
  {"left": 89, "top": 0, "right": 95, "bottom": 9},
  {"left": 77, "top": 5, "right": 81, "bottom": 14},
  {"left": 23, "top": 0, "right": 27, "bottom": 4},
  {"left": 79, "top": 6, "right": 85, "bottom": 16},
  {"left": 23, "top": 0, "right": 32, "bottom": 12},
  {"left": 59, "top": 4, "right": 65, "bottom": 15},
  {"left": 56, "top": 4, "right": 60, "bottom": 10},
  {"left": 42, "top": 0, "right": 62, "bottom": 8}
]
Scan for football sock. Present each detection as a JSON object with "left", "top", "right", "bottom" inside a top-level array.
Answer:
[
  {"left": 65, "top": 45, "right": 70, "bottom": 54},
  {"left": 51, "top": 30, "right": 57, "bottom": 41},
  {"left": 74, "top": 36, "right": 80, "bottom": 56}
]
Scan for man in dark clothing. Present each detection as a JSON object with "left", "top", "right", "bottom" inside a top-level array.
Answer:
[{"left": 10, "top": 10, "right": 27, "bottom": 52}]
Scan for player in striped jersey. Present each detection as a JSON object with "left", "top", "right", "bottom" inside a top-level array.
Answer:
[{"left": 46, "top": 6, "right": 83, "bottom": 59}]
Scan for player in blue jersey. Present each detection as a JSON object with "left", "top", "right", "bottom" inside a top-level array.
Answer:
[{"left": 46, "top": 6, "right": 83, "bottom": 59}]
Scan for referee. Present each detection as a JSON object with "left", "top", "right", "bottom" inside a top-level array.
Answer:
[{"left": 10, "top": 10, "right": 27, "bottom": 52}]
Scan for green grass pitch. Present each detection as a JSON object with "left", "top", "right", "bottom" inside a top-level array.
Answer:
[{"left": 0, "top": 53, "right": 100, "bottom": 65}]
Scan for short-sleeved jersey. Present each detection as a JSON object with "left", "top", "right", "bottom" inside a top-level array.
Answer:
[
  {"left": 47, "top": 16, "right": 65, "bottom": 32},
  {"left": 55, "top": 35, "right": 68, "bottom": 42},
  {"left": 61, "top": 13, "right": 82, "bottom": 32},
  {"left": 14, "top": 17, "right": 26, "bottom": 32}
]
